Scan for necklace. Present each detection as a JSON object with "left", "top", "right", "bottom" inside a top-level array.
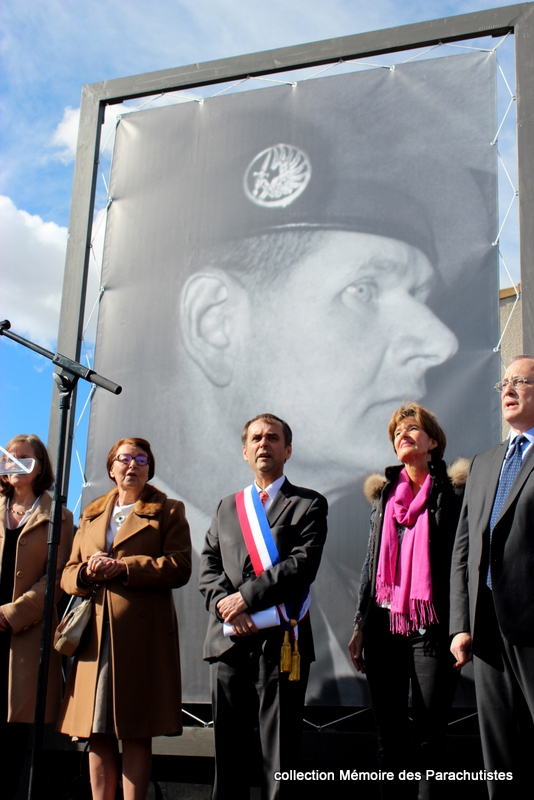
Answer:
[
  {"left": 8, "top": 496, "right": 39, "bottom": 519},
  {"left": 10, "top": 503, "right": 32, "bottom": 516}
]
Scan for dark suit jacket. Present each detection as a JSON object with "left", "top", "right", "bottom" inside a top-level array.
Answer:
[
  {"left": 199, "top": 479, "right": 328, "bottom": 661},
  {"left": 450, "top": 440, "right": 534, "bottom": 647}
]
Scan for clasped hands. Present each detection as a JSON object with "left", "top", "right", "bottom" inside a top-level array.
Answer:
[
  {"left": 217, "top": 592, "right": 258, "bottom": 637},
  {"left": 85, "top": 551, "right": 127, "bottom": 583}
]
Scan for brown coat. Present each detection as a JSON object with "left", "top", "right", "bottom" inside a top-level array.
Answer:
[
  {"left": 57, "top": 484, "right": 192, "bottom": 739},
  {"left": 0, "top": 493, "right": 73, "bottom": 723}
]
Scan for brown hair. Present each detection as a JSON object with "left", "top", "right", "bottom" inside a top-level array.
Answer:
[
  {"left": 241, "top": 414, "right": 293, "bottom": 447},
  {"left": 0, "top": 434, "right": 55, "bottom": 498},
  {"left": 106, "top": 438, "right": 155, "bottom": 482},
  {"left": 388, "top": 402, "right": 446, "bottom": 459}
]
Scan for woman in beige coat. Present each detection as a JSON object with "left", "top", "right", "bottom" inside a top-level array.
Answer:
[
  {"left": 57, "top": 437, "right": 192, "bottom": 800},
  {"left": 0, "top": 433, "right": 73, "bottom": 799}
]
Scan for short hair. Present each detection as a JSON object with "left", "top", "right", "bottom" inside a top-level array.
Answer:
[
  {"left": 106, "top": 437, "right": 155, "bottom": 482},
  {"left": 0, "top": 434, "right": 55, "bottom": 498},
  {"left": 241, "top": 414, "right": 293, "bottom": 448},
  {"left": 508, "top": 354, "right": 534, "bottom": 368},
  {"left": 387, "top": 402, "right": 446, "bottom": 459},
  {"left": 194, "top": 230, "right": 328, "bottom": 291}
]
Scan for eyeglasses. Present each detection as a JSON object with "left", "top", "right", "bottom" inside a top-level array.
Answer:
[
  {"left": 114, "top": 454, "right": 149, "bottom": 466},
  {"left": 494, "top": 377, "right": 531, "bottom": 392}
]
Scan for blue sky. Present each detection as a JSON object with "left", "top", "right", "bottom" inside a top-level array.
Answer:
[{"left": 0, "top": 0, "right": 521, "bottom": 512}]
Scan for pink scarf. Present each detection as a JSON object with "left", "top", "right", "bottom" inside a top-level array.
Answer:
[{"left": 375, "top": 469, "right": 438, "bottom": 635}]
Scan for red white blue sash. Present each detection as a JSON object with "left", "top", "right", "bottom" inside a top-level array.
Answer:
[{"left": 235, "top": 484, "right": 311, "bottom": 631}]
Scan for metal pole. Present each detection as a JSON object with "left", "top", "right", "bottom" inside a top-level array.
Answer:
[
  {"left": 0, "top": 321, "right": 120, "bottom": 795},
  {"left": 28, "top": 374, "right": 76, "bottom": 798}
]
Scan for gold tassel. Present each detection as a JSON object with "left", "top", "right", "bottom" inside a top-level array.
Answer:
[
  {"left": 289, "top": 638, "right": 300, "bottom": 682},
  {"left": 280, "top": 630, "right": 292, "bottom": 673}
]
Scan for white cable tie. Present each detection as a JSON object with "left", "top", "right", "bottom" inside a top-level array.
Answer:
[
  {"left": 493, "top": 193, "right": 517, "bottom": 246},
  {"left": 100, "top": 171, "right": 109, "bottom": 196},
  {"left": 302, "top": 60, "right": 344, "bottom": 81},
  {"left": 498, "top": 153, "right": 517, "bottom": 192},
  {"left": 401, "top": 44, "right": 441, "bottom": 63},
  {"left": 446, "top": 43, "right": 492, "bottom": 53},
  {"left": 131, "top": 93, "right": 165, "bottom": 112},
  {"left": 491, "top": 95, "right": 516, "bottom": 145},
  {"left": 209, "top": 78, "right": 250, "bottom": 98},
  {"left": 90, "top": 206, "right": 108, "bottom": 242},
  {"left": 82, "top": 286, "right": 106, "bottom": 336},
  {"left": 499, "top": 254, "right": 519, "bottom": 292},
  {"left": 345, "top": 58, "right": 393, "bottom": 70},
  {"left": 497, "top": 62, "right": 514, "bottom": 99},
  {"left": 75, "top": 384, "right": 97, "bottom": 430},
  {"left": 75, "top": 448, "right": 87, "bottom": 484},
  {"left": 492, "top": 32, "right": 512, "bottom": 52},
  {"left": 249, "top": 75, "right": 299, "bottom": 86},
  {"left": 493, "top": 294, "right": 520, "bottom": 352},
  {"left": 100, "top": 116, "right": 119, "bottom": 154}
]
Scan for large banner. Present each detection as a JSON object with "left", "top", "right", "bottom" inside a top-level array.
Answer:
[{"left": 84, "top": 51, "right": 499, "bottom": 705}]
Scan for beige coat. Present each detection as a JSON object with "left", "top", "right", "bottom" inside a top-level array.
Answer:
[
  {"left": 0, "top": 493, "right": 73, "bottom": 723},
  {"left": 57, "top": 484, "right": 191, "bottom": 739}
]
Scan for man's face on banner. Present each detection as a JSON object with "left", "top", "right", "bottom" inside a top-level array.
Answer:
[{"left": 236, "top": 230, "right": 458, "bottom": 485}]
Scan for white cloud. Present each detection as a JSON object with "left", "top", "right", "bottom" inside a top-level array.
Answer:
[
  {"left": 50, "top": 95, "right": 203, "bottom": 164},
  {"left": 0, "top": 196, "right": 67, "bottom": 346},
  {"left": 50, "top": 106, "right": 81, "bottom": 163}
]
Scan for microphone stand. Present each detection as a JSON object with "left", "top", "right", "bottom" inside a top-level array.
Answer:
[{"left": 0, "top": 320, "right": 121, "bottom": 799}]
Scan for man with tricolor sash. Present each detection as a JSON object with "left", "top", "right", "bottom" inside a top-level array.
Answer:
[{"left": 199, "top": 413, "right": 328, "bottom": 800}]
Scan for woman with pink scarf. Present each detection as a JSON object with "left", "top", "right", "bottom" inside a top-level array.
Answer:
[{"left": 348, "top": 403, "right": 468, "bottom": 799}]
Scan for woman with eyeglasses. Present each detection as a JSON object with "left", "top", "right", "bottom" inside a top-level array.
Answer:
[
  {"left": 57, "top": 438, "right": 192, "bottom": 800},
  {"left": 0, "top": 434, "right": 73, "bottom": 799}
]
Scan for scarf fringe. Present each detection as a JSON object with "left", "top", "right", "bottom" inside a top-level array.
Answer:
[{"left": 389, "top": 599, "right": 439, "bottom": 636}]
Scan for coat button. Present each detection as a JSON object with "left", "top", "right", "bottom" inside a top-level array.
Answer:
[
  {"left": 19, "top": 538, "right": 27, "bottom": 545},
  {"left": 16, "top": 571, "right": 24, "bottom": 578},
  {"left": 22, "top": 626, "right": 29, "bottom": 632}
]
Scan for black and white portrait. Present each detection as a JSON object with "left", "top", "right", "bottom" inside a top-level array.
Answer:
[{"left": 85, "top": 51, "right": 500, "bottom": 704}]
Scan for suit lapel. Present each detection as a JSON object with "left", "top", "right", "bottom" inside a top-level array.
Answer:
[
  {"left": 18, "top": 495, "right": 51, "bottom": 535},
  {"left": 266, "top": 478, "right": 293, "bottom": 527},
  {"left": 112, "top": 509, "right": 152, "bottom": 549},
  {"left": 477, "top": 442, "right": 508, "bottom": 534},
  {"left": 85, "top": 508, "right": 110, "bottom": 552},
  {"left": 496, "top": 440, "right": 534, "bottom": 524}
]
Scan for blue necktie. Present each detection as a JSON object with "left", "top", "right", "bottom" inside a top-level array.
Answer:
[{"left": 486, "top": 435, "right": 527, "bottom": 588}]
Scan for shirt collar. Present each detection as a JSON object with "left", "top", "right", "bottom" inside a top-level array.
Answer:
[
  {"left": 507, "top": 426, "right": 534, "bottom": 458},
  {"left": 254, "top": 474, "right": 286, "bottom": 501},
  {"left": 508, "top": 425, "right": 534, "bottom": 445}
]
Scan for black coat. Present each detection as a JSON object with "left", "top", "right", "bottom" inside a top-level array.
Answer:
[
  {"left": 450, "top": 442, "right": 534, "bottom": 647},
  {"left": 199, "top": 479, "right": 328, "bottom": 662},
  {"left": 354, "top": 457, "right": 468, "bottom": 637}
]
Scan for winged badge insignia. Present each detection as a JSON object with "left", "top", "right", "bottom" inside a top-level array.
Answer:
[{"left": 244, "top": 144, "right": 312, "bottom": 208}]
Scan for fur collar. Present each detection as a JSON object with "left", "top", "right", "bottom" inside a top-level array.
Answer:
[
  {"left": 82, "top": 483, "right": 167, "bottom": 521},
  {"left": 363, "top": 457, "right": 470, "bottom": 504}
]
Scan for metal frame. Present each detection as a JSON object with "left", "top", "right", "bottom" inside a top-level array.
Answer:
[{"left": 51, "top": 3, "right": 534, "bottom": 489}]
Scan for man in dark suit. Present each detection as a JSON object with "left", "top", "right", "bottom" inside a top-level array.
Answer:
[
  {"left": 199, "top": 413, "right": 327, "bottom": 800},
  {"left": 450, "top": 355, "right": 534, "bottom": 798}
]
